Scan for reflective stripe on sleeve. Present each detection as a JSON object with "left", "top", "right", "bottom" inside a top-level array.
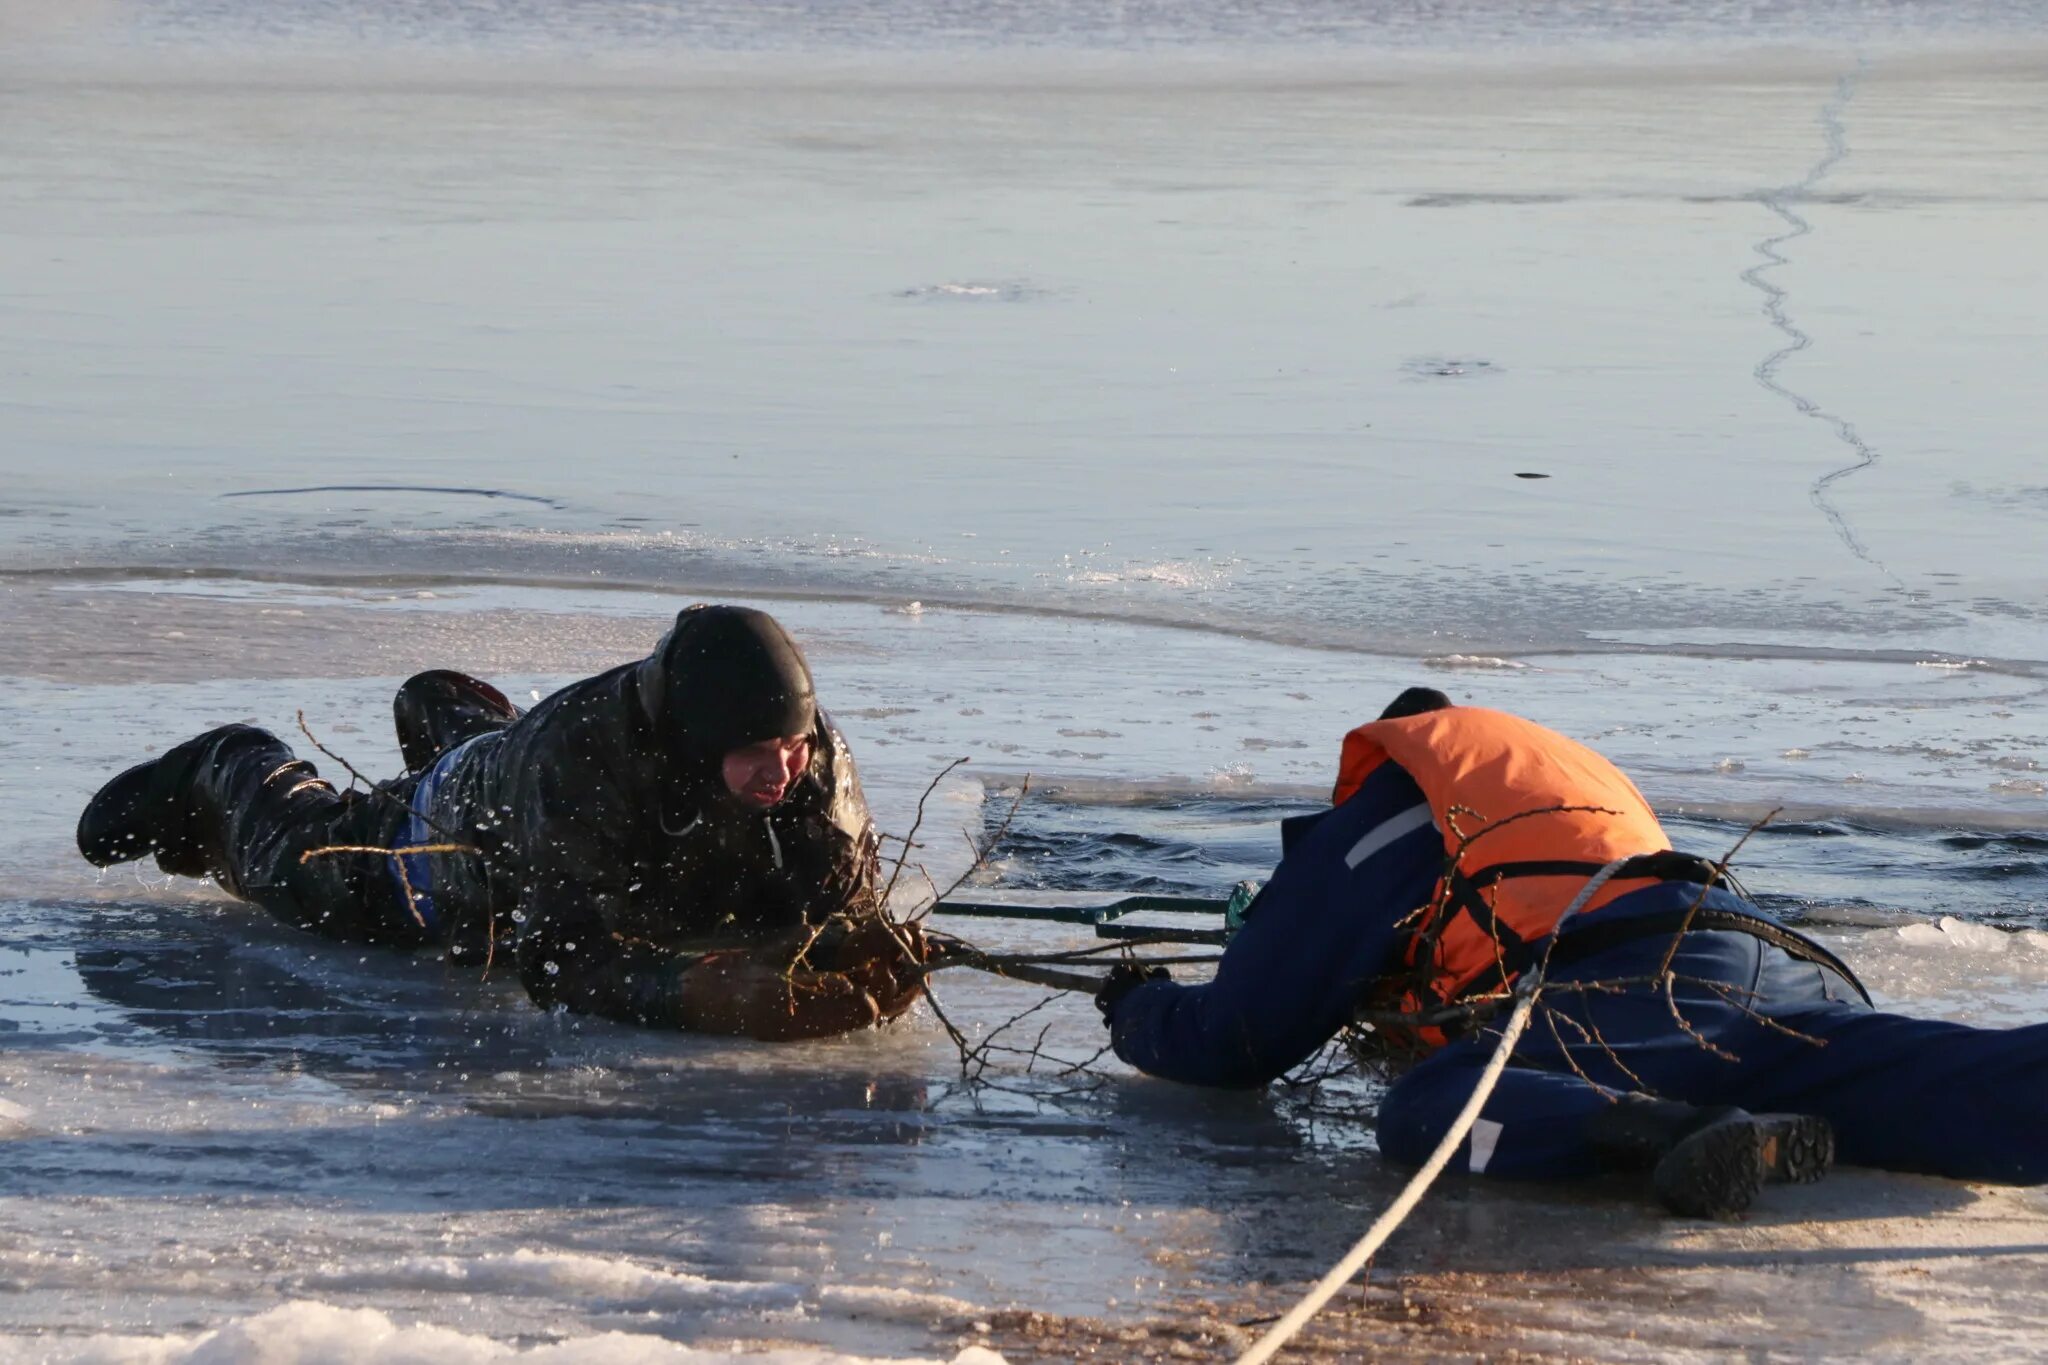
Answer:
[{"left": 1344, "top": 802, "right": 1435, "bottom": 870}]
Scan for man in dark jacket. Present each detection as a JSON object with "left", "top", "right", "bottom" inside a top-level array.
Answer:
[
  {"left": 1100, "top": 688, "right": 2048, "bottom": 1218},
  {"left": 77, "top": 605, "right": 924, "bottom": 1039}
]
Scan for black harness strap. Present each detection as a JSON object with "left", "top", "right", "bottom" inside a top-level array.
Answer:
[
  {"left": 1440, "top": 869, "right": 1529, "bottom": 1004},
  {"left": 1547, "top": 905, "right": 1873, "bottom": 1005},
  {"left": 1463, "top": 850, "right": 1725, "bottom": 889},
  {"left": 1436, "top": 852, "right": 1716, "bottom": 1002},
  {"left": 1435, "top": 850, "right": 1871, "bottom": 1008},
  {"left": 1445, "top": 870, "right": 1530, "bottom": 953}
]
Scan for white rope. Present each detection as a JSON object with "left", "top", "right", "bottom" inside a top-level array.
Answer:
[{"left": 1233, "top": 854, "right": 1639, "bottom": 1365}]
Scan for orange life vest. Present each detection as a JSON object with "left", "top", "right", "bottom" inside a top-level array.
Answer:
[{"left": 1336, "top": 707, "right": 1672, "bottom": 1047}]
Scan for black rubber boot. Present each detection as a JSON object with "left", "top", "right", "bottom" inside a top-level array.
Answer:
[
  {"left": 1587, "top": 1095, "right": 1834, "bottom": 1220},
  {"left": 76, "top": 725, "right": 308, "bottom": 883},
  {"left": 393, "top": 670, "right": 521, "bottom": 774},
  {"left": 76, "top": 759, "right": 159, "bottom": 867}
]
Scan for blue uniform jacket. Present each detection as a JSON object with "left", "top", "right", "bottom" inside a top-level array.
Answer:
[{"left": 1107, "top": 760, "right": 1783, "bottom": 1088}]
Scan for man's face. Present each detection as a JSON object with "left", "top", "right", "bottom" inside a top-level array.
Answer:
[{"left": 721, "top": 734, "right": 813, "bottom": 811}]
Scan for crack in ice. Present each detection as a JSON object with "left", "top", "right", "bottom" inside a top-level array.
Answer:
[{"left": 1741, "top": 62, "right": 1902, "bottom": 588}]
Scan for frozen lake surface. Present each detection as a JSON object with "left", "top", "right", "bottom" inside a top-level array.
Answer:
[
  {"left": 4, "top": 584, "right": 2047, "bottom": 1361},
  {"left": 4, "top": 0, "right": 2048, "bottom": 1358}
]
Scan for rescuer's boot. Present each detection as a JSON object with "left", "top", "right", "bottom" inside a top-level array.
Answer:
[{"left": 1587, "top": 1094, "right": 1833, "bottom": 1220}]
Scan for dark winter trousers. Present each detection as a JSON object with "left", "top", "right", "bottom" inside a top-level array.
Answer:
[
  {"left": 157, "top": 725, "right": 426, "bottom": 947},
  {"left": 1377, "top": 928, "right": 2048, "bottom": 1184}
]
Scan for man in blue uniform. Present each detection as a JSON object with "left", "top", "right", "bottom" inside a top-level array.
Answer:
[{"left": 1100, "top": 688, "right": 2048, "bottom": 1217}]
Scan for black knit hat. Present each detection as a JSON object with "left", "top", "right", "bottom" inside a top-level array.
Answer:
[{"left": 637, "top": 606, "right": 817, "bottom": 771}]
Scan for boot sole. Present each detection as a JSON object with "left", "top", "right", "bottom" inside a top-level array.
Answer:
[
  {"left": 1653, "top": 1112, "right": 1835, "bottom": 1220},
  {"left": 1756, "top": 1112, "right": 1835, "bottom": 1186}
]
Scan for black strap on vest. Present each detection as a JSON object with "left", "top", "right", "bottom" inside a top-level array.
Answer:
[
  {"left": 1545, "top": 905, "right": 1872, "bottom": 1005},
  {"left": 1462, "top": 849, "right": 1726, "bottom": 890},
  {"left": 1440, "top": 850, "right": 1871, "bottom": 1007}
]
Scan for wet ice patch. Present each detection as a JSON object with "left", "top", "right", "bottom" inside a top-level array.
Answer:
[
  {"left": 893, "top": 281, "right": 1043, "bottom": 303},
  {"left": 303, "top": 1249, "right": 803, "bottom": 1312},
  {"left": 1405, "top": 193, "right": 1571, "bottom": 209},
  {"left": 1401, "top": 356, "right": 1502, "bottom": 379},
  {"left": 15, "top": 1301, "right": 1009, "bottom": 1364},
  {"left": 1989, "top": 777, "right": 2047, "bottom": 795},
  {"left": 1205, "top": 763, "right": 1258, "bottom": 789},
  {"left": 1422, "top": 654, "right": 1527, "bottom": 671},
  {"left": 1894, "top": 916, "right": 2041, "bottom": 955},
  {"left": 815, "top": 1285, "right": 985, "bottom": 1324},
  {"left": 1065, "top": 559, "right": 1229, "bottom": 591},
  {"left": 1817, "top": 919, "right": 2048, "bottom": 1026}
]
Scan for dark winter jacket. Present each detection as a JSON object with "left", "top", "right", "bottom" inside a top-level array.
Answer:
[{"left": 410, "top": 607, "right": 881, "bottom": 1026}]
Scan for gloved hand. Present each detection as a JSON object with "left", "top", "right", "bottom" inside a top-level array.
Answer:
[
  {"left": 1095, "top": 960, "right": 1171, "bottom": 1026},
  {"left": 832, "top": 917, "right": 931, "bottom": 1024},
  {"left": 676, "top": 917, "right": 930, "bottom": 1041}
]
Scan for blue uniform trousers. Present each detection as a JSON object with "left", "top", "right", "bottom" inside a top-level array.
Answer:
[{"left": 1378, "top": 927, "right": 2048, "bottom": 1184}]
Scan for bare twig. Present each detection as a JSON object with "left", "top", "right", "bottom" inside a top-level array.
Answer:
[
  {"left": 862, "top": 767, "right": 1139, "bottom": 1099},
  {"left": 298, "top": 840, "right": 479, "bottom": 932},
  {"left": 910, "top": 776, "right": 1032, "bottom": 924},
  {"left": 1654, "top": 807, "right": 1781, "bottom": 979},
  {"left": 880, "top": 757, "right": 969, "bottom": 911},
  {"left": 958, "top": 946, "right": 1221, "bottom": 969},
  {"left": 920, "top": 980, "right": 976, "bottom": 1078},
  {"left": 294, "top": 708, "right": 461, "bottom": 840},
  {"left": 1691, "top": 976, "right": 1831, "bottom": 1048},
  {"left": 298, "top": 841, "right": 475, "bottom": 862}
]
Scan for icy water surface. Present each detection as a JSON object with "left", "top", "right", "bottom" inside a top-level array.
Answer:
[
  {"left": 4, "top": 585, "right": 2048, "bottom": 1362},
  {"left": 5, "top": 0, "right": 2048, "bottom": 1358}
]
